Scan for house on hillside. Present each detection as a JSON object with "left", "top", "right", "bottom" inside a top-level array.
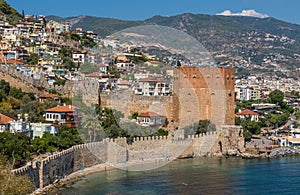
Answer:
[
  {"left": 116, "top": 80, "right": 132, "bottom": 90},
  {"left": 0, "top": 113, "right": 14, "bottom": 132},
  {"left": 116, "top": 62, "right": 135, "bottom": 72},
  {"left": 39, "top": 93, "right": 62, "bottom": 103},
  {"left": 44, "top": 105, "right": 79, "bottom": 127},
  {"left": 135, "top": 77, "right": 171, "bottom": 96},
  {"left": 137, "top": 112, "right": 166, "bottom": 127},
  {"left": 236, "top": 109, "right": 259, "bottom": 122},
  {"left": 9, "top": 114, "right": 31, "bottom": 137},
  {"left": 31, "top": 123, "right": 58, "bottom": 139},
  {"left": 98, "top": 63, "right": 108, "bottom": 74},
  {"left": 72, "top": 51, "right": 86, "bottom": 64}
]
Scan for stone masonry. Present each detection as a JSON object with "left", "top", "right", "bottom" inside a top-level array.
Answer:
[{"left": 12, "top": 125, "right": 244, "bottom": 190}]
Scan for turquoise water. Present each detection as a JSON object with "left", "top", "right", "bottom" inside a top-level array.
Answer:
[{"left": 51, "top": 157, "right": 300, "bottom": 195}]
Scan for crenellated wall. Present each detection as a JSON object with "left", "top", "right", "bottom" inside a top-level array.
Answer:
[{"left": 12, "top": 125, "right": 244, "bottom": 190}]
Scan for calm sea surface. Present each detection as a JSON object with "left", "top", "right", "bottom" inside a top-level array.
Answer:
[{"left": 51, "top": 156, "right": 300, "bottom": 195}]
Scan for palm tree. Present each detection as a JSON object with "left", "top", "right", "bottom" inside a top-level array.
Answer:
[{"left": 82, "top": 112, "right": 104, "bottom": 142}]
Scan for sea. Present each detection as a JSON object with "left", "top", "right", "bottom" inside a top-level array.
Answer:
[{"left": 50, "top": 156, "right": 300, "bottom": 195}]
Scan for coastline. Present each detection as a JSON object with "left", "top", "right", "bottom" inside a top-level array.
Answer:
[
  {"left": 32, "top": 158, "right": 175, "bottom": 195},
  {"left": 32, "top": 163, "right": 112, "bottom": 195},
  {"left": 32, "top": 147, "right": 300, "bottom": 195}
]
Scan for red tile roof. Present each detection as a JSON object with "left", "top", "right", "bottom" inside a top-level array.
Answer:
[
  {"left": 0, "top": 113, "right": 14, "bottom": 125},
  {"left": 118, "top": 80, "right": 132, "bottom": 85},
  {"left": 98, "top": 63, "right": 108, "bottom": 67},
  {"left": 86, "top": 72, "right": 100, "bottom": 77},
  {"left": 5, "top": 59, "right": 24, "bottom": 65},
  {"left": 236, "top": 109, "right": 258, "bottom": 115},
  {"left": 138, "top": 77, "right": 164, "bottom": 82},
  {"left": 139, "top": 112, "right": 164, "bottom": 117},
  {"left": 45, "top": 105, "right": 76, "bottom": 113},
  {"left": 39, "top": 93, "right": 61, "bottom": 98}
]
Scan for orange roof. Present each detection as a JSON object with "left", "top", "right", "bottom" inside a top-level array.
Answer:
[
  {"left": 5, "top": 59, "right": 24, "bottom": 65},
  {"left": 118, "top": 80, "right": 132, "bottom": 85},
  {"left": 138, "top": 77, "right": 164, "bottom": 82},
  {"left": 39, "top": 93, "right": 61, "bottom": 98},
  {"left": 117, "top": 55, "right": 129, "bottom": 62},
  {"left": 139, "top": 112, "right": 164, "bottom": 117},
  {"left": 286, "top": 137, "right": 300, "bottom": 142},
  {"left": 98, "top": 63, "right": 108, "bottom": 67},
  {"left": 236, "top": 109, "right": 258, "bottom": 115},
  {"left": 86, "top": 72, "right": 100, "bottom": 77},
  {"left": 45, "top": 105, "right": 76, "bottom": 113},
  {"left": 0, "top": 113, "right": 14, "bottom": 125}
]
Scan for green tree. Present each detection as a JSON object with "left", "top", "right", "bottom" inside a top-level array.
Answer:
[
  {"left": 62, "top": 97, "right": 72, "bottom": 105},
  {"left": 241, "top": 120, "right": 261, "bottom": 135},
  {"left": 59, "top": 47, "right": 71, "bottom": 58},
  {"left": 156, "top": 128, "right": 169, "bottom": 136},
  {"left": 27, "top": 53, "right": 39, "bottom": 65},
  {"left": 0, "top": 79, "right": 10, "bottom": 95},
  {"left": 0, "top": 132, "right": 31, "bottom": 167},
  {"left": 0, "top": 157, "right": 35, "bottom": 195},
  {"left": 130, "top": 112, "right": 139, "bottom": 119},
  {"left": 58, "top": 126, "right": 83, "bottom": 149},
  {"left": 196, "top": 120, "right": 216, "bottom": 134},
  {"left": 243, "top": 130, "right": 252, "bottom": 142},
  {"left": 9, "top": 87, "right": 24, "bottom": 99},
  {"left": 82, "top": 112, "right": 103, "bottom": 142},
  {"left": 62, "top": 57, "right": 77, "bottom": 71},
  {"left": 268, "top": 89, "right": 284, "bottom": 105},
  {"left": 0, "top": 90, "right": 7, "bottom": 102}
]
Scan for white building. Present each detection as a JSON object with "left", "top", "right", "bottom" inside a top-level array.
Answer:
[
  {"left": 72, "top": 52, "right": 86, "bottom": 64},
  {"left": 135, "top": 77, "right": 171, "bottom": 96}
]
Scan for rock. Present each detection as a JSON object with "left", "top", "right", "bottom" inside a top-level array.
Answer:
[
  {"left": 269, "top": 148, "right": 300, "bottom": 158},
  {"left": 241, "top": 152, "right": 260, "bottom": 159},
  {"left": 227, "top": 149, "right": 238, "bottom": 156}
]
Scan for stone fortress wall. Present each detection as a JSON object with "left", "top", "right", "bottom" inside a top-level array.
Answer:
[
  {"left": 5, "top": 65, "right": 242, "bottom": 190},
  {"left": 12, "top": 126, "right": 244, "bottom": 190},
  {"left": 1, "top": 65, "right": 235, "bottom": 127},
  {"left": 100, "top": 67, "right": 235, "bottom": 128}
]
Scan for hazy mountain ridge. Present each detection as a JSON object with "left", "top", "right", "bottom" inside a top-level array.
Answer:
[{"left": 47, "top": 13, "right": 300, "bottom": 76}]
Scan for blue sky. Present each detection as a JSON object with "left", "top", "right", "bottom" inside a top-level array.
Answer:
[{"left": 6, "top": 0, "right": 300, "bottom": 24}]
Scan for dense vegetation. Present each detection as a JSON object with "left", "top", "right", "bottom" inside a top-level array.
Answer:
[
  {"left": 0, "top": 157, "right": 34, "bottom": 194},
  {"left": 80, "top": 104, "right": 168, "bottom": 144},
  {"left": 0, "top": 0, "right": 22, "bottom": 25},
  {"left": 0, "top": 126, "right": 82, "bottom": 168},
  {"left": 0, "top": 79, "right": 62, "bottom": 122},
  {"left": 235, "top": 90, "right": 294, "bottom": 141}
]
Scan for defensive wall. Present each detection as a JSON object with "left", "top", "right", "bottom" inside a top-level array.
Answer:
[
  {"left": 1, "top": 65, "right": 235, "bottom": 127},
  {"left": 12, "top": 125, "right": 244, "bottom": 190}
]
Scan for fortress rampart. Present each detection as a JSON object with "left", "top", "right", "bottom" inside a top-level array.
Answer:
[{"left": 12, "top": 126, "right": 244, "bottom": 190}]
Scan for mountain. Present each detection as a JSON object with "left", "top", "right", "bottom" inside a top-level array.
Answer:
[
  {"left": 47, "top": 13, "right": 300, "bottom": 77},
  {"left": 0, "top": 0, "right": 22, "bottom": 24},
  {"left": 47, "top": 15, "right": 143, "bottom": 37},
  {"left": 47, "top": 13, "right": 300, "bottom": 42}
]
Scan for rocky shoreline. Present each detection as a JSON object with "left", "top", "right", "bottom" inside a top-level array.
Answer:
[{"left": 236, "top": 147, "right": 300, "bottom": 159}]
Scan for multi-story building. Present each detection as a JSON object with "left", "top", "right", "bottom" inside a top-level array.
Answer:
[
  {"left": 135, "top": 77, "right": 171, "bottom": 96},
  {"left": 44, "top": 105, "right": 79, "bottom": 128}
]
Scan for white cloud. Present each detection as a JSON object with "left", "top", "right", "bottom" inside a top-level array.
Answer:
[{"left": 216, "top": 9, "right": 269, "bottom": 18}]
